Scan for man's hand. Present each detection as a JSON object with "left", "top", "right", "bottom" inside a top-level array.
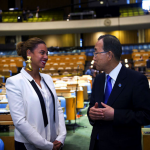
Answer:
[
  {"left": 52, "top": 140, "right": 62, "bottom": 150},
  {"left": 89, "top": 102, "right": 104, "bottom": 120},
  {"left": 89, "top": 102, "right": 114, "bottom": 121},
  {"left": 100, "top": 102, "right": 114, "bottom": 121}
]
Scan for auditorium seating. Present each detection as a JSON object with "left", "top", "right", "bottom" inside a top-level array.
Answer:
[
  {"left": 0, "top": 57, "right": 23, "bottom": 77},
  {"left": 2, "top": 11, "right": 22, "bottom": 23},
  {"left": 120, "top": 7, "right": 144, "bottom": 17},
  {"left": 132, "top": 50, "right": 150, "bottom": 67},
  {"left": 0, "top": 53, "right": 86, "bottom": 77},
  {"left": 42, "top": 54, "right": 86, "bottom": 76},
  {"left": 1, "top": 10, "right": 64, "bottom": 23}
]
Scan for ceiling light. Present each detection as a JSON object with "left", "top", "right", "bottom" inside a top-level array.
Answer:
[
  {"left": 125, "top": 59, "right": 128, "bottom": 63},
  {"left": 91, "top": 60, "right": 94, "bottom": 64},
  {"left": 125, "top": 64, "right": 129, "bottom": 68},
  {"left": 9, "top": 8, "right": 14, "bottom": 10},
  {"left": 100, "top": 1, "right": 103, "bottom": 4}
]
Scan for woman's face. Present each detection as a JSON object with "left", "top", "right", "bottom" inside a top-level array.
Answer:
[{"left": 30, "top": 43, "right": 48, "bottom": 69}]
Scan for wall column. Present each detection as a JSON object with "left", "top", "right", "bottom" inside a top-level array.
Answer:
[
  {"left": 74, "top": 33, "right": 80, "bottom": 47},
  {"left": 138, "top": 29, "right": 145, "bottom": 43},
  {"left": 16, "top": 35, "right": 22, "bottom": 44}
]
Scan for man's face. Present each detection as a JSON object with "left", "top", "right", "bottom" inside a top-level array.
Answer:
[{"left": 93, "top": 39, "right": 108, "bottom": 72}]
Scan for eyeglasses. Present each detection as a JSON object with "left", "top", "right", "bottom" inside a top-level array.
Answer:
[{"left": 93, "top": 51, "right": 107, "bottom": 57}]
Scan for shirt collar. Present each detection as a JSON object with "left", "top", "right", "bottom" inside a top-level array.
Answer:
[
  {"left": 20, "top": 67, "right": 43, "bottom": 81},
  {"left": 106, "top": 62, "right": 122, "bottom": 81}
]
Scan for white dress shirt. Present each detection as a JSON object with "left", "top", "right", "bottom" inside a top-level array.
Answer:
[{"left": 104, "top": 62, "right": 122, "bottom": 92}]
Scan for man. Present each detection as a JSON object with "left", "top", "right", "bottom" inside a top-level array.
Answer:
[
  {"left": 85, "top": 66, "right": 92, "bottom": 75},
  {"left": 87, "top": 34, "right": 150, "bottom": 150}
]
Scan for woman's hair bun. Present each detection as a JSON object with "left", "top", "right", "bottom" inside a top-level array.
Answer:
[{"left": 16, "top": 41, "right": 24, "bottom": 56}]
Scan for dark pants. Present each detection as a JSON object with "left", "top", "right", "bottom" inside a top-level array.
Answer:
[
  {"left": 93, "top": 139, "right": 142, "bottom": 150},
  {"left": 15, "top": 141, "right": 27, "bottom": 150}
]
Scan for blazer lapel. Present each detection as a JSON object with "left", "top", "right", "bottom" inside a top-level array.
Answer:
[
  {"left": 43, "top": 79, "right": 56, "bottom": 122},
  {"left": 97, "top": 73, "right": 105, "bottom": 108},
  {"left": 107, "top": 65, "right": 128, "bottom": 106}
]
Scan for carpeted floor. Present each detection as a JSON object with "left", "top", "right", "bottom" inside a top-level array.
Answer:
[{"left": 63, "top": 106, "right": 92, "bottom": 150}]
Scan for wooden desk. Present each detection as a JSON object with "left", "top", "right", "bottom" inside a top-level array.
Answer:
[
  {"left": 56, "top": 89, "right": 72, "bottom": 93},
  {"left": 142, "top": 128, "right": 150, "bottom": 150},
  {"left": 0, "top": 93, "right": 6, "bottom": 95},
  {"left": 0, "top": 121, "right": 13, "bottom": 125},
  {"left": 0, "top": 114, "right": 12, "bottom": 120},
  {"left": 0, "top": 114, "right": 14, "bottom": 150},
  {"left": 56, "top": 89, "right": 74, "bottom": 97},
  {"left": 0, "top": 130, "right": 15, "bottom": 150},
  {"left": 67, "top": 84, "right": 78, "bottom": 87},
  {"left": 0, "top": 114, "right": 13, "bottom": 125}
]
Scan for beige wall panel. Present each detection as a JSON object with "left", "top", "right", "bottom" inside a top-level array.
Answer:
[
  {"left": 145, "top": 29, "right": 150, "bottom": 43},
  {"left": 83, "top": 30, "right": 138, "bottom": 46},
  {"left": 29, "top": 34, "right": 75, "bottom": 47},
  {"left": 119, "top": 30, "right": 138, "bottom": 44},
  {"left": 61, "top": 34, "right": 75, "bottom": 47},
  {"left": 0, "top": 36, "right": 5, "bottom": 44}
]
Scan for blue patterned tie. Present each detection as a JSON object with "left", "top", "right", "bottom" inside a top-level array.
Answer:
[{"left": 104, "top": 75, "right": 112, "bottom": 104}]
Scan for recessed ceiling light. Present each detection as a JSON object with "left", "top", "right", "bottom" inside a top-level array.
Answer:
[{"left": 100, "top": 1, "right": 104, "bottom": 4}]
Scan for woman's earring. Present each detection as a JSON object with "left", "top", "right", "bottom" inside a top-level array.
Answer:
[
  {"left": 39, "top": 68, "right": 42, "bottom": 73},
  {"left": 25, "top": 56, "right": 33, "bottom": 71}
]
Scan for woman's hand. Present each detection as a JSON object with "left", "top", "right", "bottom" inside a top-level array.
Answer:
[{"left": 52, "top": 140, "right": 62, "bottom": 150}]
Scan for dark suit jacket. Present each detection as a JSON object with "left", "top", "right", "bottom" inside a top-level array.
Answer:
[{"left": 87, "top": 65, "right": 150, "bottom": 150}]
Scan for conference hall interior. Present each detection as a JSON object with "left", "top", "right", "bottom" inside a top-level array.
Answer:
[{"left": 0, "top": 0, "right": 150, "bottom": 149}]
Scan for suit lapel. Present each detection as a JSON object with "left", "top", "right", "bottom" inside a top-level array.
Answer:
[
  {"left": 97, "top": 73, "right": 105, "bottom": 108},
  {"left": 39, "top": 74, "right": 56, "bottom": 122},
  {"left": 107, "top": 65, "right": 128, "bottom": 106}
]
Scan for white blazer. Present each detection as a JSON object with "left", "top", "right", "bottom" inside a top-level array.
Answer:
[{"left": 6, "top": 68, "right": 66, "bottom": 150}]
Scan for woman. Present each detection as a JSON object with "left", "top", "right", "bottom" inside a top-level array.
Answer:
[{"left": 6, "top": 37, "right": 66, "bottom": 150}]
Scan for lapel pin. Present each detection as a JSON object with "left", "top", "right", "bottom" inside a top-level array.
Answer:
[{"left": 118, "top": 83, "right": 122, "bottom": 87}]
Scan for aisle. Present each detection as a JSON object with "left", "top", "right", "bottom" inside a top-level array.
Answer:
[{"left": 63, "top": 106, "right": 92, "bottom": 150}]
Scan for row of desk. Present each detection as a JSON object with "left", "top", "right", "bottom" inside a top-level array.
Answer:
[{"left": 1, "top": 75, "right": 150, "bottom": 150}]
